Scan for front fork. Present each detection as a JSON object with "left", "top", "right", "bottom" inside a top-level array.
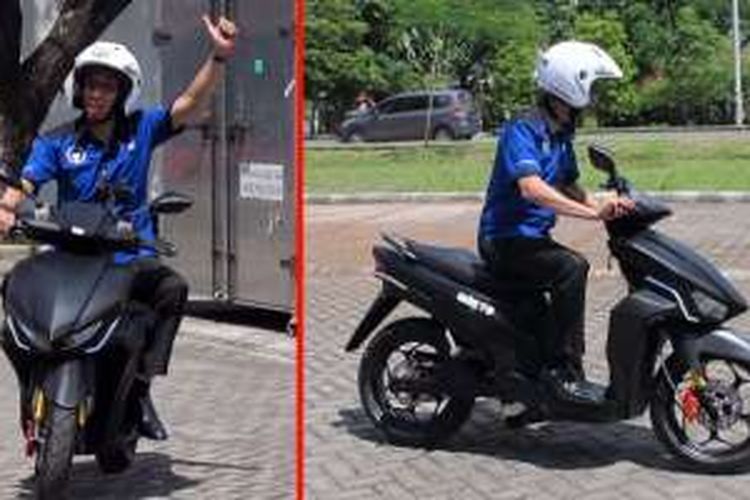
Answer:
[
  {"left": 659, "top": 333, "right": 719, "bottom": 424},
  {"left": 20, "top": 359, "right": 94, "bottom": 459},
  {"left": 22, "top": 386, "right": 93, "bottom": 458}
]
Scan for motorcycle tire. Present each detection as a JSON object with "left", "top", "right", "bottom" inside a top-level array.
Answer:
[
  {"left": 34, "top": 404, "right": 77, "bottom": 500},
  {"left": 358, "top": 317, "right": 475, "bottom": 447},
  {"left": 651, "top": 354, "right": 750, "bottom": 473}
]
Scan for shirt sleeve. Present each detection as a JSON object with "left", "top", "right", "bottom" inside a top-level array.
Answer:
[
  {"left": 141, "top": 105, "right": 184, "bottom": 148},
  {"left": 501, "top": 120, "right": 542, "bottom": 181},
  {"left": 21, "top": 136, "right": 58, "bottom": 190}
]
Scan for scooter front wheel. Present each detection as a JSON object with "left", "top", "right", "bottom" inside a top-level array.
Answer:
[
  {"left": 358, "top": 317, "right": 475, "bottom": 446},
  {"left": 651, "top": 355, "right": 750, "bottom": 472},
  {"left": 34, "top": 404, "right": 77, "bottom": 499}
]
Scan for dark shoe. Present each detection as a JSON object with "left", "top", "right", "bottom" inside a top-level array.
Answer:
[
  {"left": 542, "top": 369, "right": 603, "bottom": 405},
  {"left": 138, "top": 389, "right": 168, "bottom": 441}
]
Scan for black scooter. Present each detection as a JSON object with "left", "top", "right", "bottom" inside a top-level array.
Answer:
[
  {"left": 0, "top": 176, "right": 191, "bottom": 498},
  {"left": 347, "top": 145, "right": 750, "bottom": 473}
]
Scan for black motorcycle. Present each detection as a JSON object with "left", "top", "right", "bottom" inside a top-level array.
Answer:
[
  {"left": 347, "top": 144, "right": 750, "bottom": 473},
  {"left": 0, "top": 177, "right": 191, "bottom": 497}
]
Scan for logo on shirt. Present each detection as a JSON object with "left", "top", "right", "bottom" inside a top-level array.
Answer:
[
  {"left": 126, "top": 140, "right": 136, "bottom": 152},
  {"left": 65, "top": 146, "right": 87, "bottom": 165}
]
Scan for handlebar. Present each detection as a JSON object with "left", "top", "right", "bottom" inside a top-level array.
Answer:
[{"left": 9, "top": 217, "right": 177, "bottom": 257}]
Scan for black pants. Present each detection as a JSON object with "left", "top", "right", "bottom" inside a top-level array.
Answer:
[
  {"left": 479, "top": 236, "right": 589, "bottom": 377},
  {"left": 129, "top": 259, "right": 188, "bottom": 377}
]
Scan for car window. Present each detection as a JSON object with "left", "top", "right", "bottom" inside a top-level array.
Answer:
[
  {"left": 457, "top": 91, "right": 472, "bottom": 105},
  {"left": 386, "top": 96, "right": 429, "bottom": 113},
  {"left": 434, "top": 95, "right": 452, "bottom": 108},
  {"left": 377, "top": 99, "right": 395, "bottom": 114}
]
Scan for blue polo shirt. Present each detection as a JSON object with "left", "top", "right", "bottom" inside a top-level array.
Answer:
[
  {"left": 22, "top": 106, "right": 180, "bottom": 263},
  {"left": 478, "top": 110, "right": 579, "bottom": 240}
]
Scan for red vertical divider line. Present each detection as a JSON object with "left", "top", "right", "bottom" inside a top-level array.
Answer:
[{"left": 294, "top": 0, "right": 306, "bottom": 498}]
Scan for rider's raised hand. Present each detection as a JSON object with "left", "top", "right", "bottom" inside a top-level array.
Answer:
[{"left": 202, "top": 15, "right": 238, "bottom": 60}]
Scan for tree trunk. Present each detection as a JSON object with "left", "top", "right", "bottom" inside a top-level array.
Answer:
[{"left": 0, "top": 0, "right": 133, "bottom": 175}]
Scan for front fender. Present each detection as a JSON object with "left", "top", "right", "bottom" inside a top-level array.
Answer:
[
  {"left": 40, "top": 359, "right": 92, "bottom": 409},
  {"left": 676, "top": 328, "right": 750, "bottom": 367}
]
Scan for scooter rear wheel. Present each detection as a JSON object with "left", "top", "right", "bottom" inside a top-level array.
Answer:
[
  {"left": 34, "top": 404, "right": 77, "bottom": 499},
  {"left": 651, "top": 355, "right": 750, "bottom": 472},
  {"left": 358, "top": 317, "right": 475, "bottom": 446}
]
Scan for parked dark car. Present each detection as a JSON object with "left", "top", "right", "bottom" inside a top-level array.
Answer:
[{"left": 339, "top": 90, "right": 481, "bottom": 142}]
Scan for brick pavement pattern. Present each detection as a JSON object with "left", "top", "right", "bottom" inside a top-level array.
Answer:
[
  {"left": 307, "top": 201, "right": 750, "bottom": 500},
  {"left": 0, "top": 294, "right": 294, "bottom": 499}
]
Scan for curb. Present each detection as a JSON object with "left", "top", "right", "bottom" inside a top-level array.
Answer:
[
  {"left": 306, "top": 191, "right": 750, "bottom": 205},
  {"left": 306, "top": 126, "right": 750, "bottom": 150}
]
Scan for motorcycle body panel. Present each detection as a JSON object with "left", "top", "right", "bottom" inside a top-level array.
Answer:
[
  {"left": 613, "top": 229, "right": 747, "bottom": 323},
  {"left": 349, "top": 243, "right": 555, "bottom": 376},
  {"left": 4, "top": 252, "right": 135, "bottom": 347},
  {"left": 605, "top": 289, "right": 677, "bottom": 418}
]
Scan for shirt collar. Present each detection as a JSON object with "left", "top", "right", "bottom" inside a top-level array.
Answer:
[
  {"left": 535, "top": 106, "right": 573, "bottom": 142},
  {"left": 74, "top": 112, "right": 134, "bottom": 152}
]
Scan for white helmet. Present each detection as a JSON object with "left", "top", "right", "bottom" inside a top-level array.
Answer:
[
  {"left": 66, "top": 41, "right": 143, "bottom": 111},
  {"left": 535, "top": 40, "right": 623, "bottom": 109}
]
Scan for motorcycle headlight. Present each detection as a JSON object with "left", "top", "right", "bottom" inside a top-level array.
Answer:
[
  {"left": 6, "top": 316, "right": 32, "bottom": 351},
  {"left": 57, "top": 317, "right": 120, "bottom": 353},
  {"left": 6, "top": 315, "right": 49, "bottom": 353},
  {"left": 57, "top": 320, "right": 104, "bottom": 351},
  {"left": 691, "top": 289, "right": 729, "bottom": 323}
]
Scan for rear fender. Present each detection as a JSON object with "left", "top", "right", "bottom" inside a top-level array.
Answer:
[{"left": 345, "top": 282, "right": 402, "bottom": 352}]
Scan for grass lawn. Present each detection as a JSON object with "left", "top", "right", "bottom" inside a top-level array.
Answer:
[{"left": 306, "top": 133, "right": 750, "bottom": 194}]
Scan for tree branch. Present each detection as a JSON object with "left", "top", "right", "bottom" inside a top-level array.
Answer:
[
  {"left": 0, "top": 0, "right": 133, "bottom": 171},
  {"left": 19, "top": 0, "right": 133, "bottom": 134},
  {"left": 0, "top": 0, "right": 21, "bottom": 81}
]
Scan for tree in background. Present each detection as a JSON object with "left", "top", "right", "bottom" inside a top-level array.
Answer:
[
  {"left": 0, "top": 0, "right": 132, "bottom": 175},
  {"left": 306, "top": 0, "right": 750, "bottom": 131},
  {"left": 574, "top": 12, "right": 638, "bottom": 125},
  {"left": 306, "top": 0, "right": 416, "bottom": 133}
]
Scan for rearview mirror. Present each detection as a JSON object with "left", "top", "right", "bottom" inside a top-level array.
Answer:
[{"left": 587, "top": 144, "right": 616, "bottom": 176}]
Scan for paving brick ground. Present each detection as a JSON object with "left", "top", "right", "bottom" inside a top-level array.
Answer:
[
  {"left": 307, "top": 201, "right": 750, "bottom": 500},
  {"left": 0, "top": 250, "right": 295, "bottom": 500}
]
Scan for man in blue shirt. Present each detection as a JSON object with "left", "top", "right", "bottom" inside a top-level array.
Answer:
[
  {"left": 0, "top": 15, "right": 239, "bottom": 440},
  {"left": 478, "top": 41, "right": 634, "bottom": 407}
]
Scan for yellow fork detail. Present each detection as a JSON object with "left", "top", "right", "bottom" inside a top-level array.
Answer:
[{"left": 32, "top": 388, "right": 45, "bottom": 424}]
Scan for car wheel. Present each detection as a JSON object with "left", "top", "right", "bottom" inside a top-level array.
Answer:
[
  {"left": 432, "top": 127, "right": 454, "bottom": 142},
  {"left": 345, "top": 130, "right": 365, "bottom": 143}
]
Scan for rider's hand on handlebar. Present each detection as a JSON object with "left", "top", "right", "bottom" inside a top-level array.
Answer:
[{"left": 597, "top": 196, "right": 635, "bottom": 221}]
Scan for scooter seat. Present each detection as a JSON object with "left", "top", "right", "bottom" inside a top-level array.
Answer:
[{"left": 406, "top": 240, "right": 548, "bottom": 297}]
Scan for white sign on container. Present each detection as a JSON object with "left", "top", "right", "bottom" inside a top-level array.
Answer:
[{"left": 239, "top": 162, "right": 284, "bottom": 201}]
